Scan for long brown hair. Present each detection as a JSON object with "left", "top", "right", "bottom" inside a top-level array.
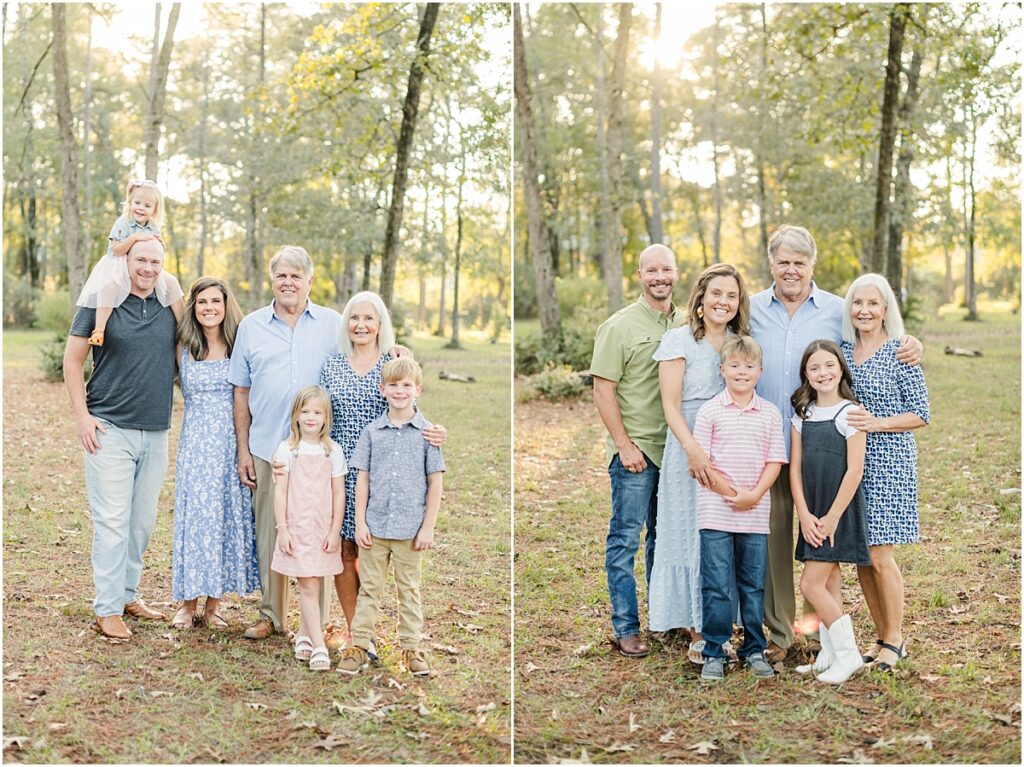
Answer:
[
  {"left": 177, "top": 277, "right": 243, "bottom": 360},
  {"left": 790, "top": 339, "right": 859, "bottom": 419},
  {"left": 686, "top": 263, "right": 750, "bottom": 342}
]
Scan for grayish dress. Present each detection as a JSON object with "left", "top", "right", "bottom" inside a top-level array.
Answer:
[{"left": 648, "top": 326, "right": 726, "bottom": 632}]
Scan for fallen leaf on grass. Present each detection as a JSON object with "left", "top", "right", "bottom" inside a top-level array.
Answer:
[
  {"left": 187, "top": 672, "right": 204, "bottom": 682},
  {"left": 918, "top": 673, "right": 941, "bottom": 683},
  {"left": 246, "top": 702, "right": 267, "bottom": 711},
  {"left": 598, "top": 742, "right": 635, "bottom": 753},
  {"left": 550, "top": 709, "right": 559, "bottom": 720},
  {"left": 902, "top": 734, "right": 933, "bottom": 750},
  {"left": 406, "top": 731, "right": 431, "bottom": 740},
  {"left": 993, "top": 593, "right": 1011, "bottom": 604},
  {"left": 868, "top": 737, "right": 896, "bottom": 748},
  {"left": 431, "top": 642, "right": 460, "bottom": 656},
  {"left": 949, "top": 604, "right": 970, "bottom": 615},
  {"left": 687, "top": 741, "right": 717, "bottom": 756},
  {"left": 114, "top": 689, "right": 126, "bottom": 699},
  {"left": 659, "top": 730, "right": 676, "bottom": 743},
  {"left": 556, "top": 747, "right": 592, "bottom": 763},
  {"left": 148, "top": 690, "right": 174, "bottom": 698},
  {"left": 387, "top": 678, "right": 406, "bottom": 690},
  {"left": 25, "top": 690, "right": 46, "bottom": 701},
  {"left": 836, "top": 748, "right": 873, "bottom": 763},
  {"left": 985, "top": 710, "right": 1017, "bottom": 726},
  {"left": 290, "top": 721, "right": 317, "bottom": 730},
  {"left": 3, "top": 737, "right": 29, "bottom": 751},
  {"left": 46, "top": 723, "right": 68, "bottom": 732},
  {"left": 3, "top": 671, "right": 24, "bottom": 681},
  {"left": 449, "top": 605, "right": 481, "bottom": 618},
  {"left": 416, "top": 702, "right": 430, "bottom": 717},
  {"left": 475, "top": 701, "right": 496, "bottom": 714},
  {"left": 628, "top": 712, "right": 639, "bottom": 734},
  {"left": 313, "top": 733, "right": 348, "bottom": 751},
  {"left": 456, "top": 622, "right": 484, "bottom": 634},
  {"left": 572, "top": 642, "right": 593, "bottom": 657},
  {"left": 523, "top": 661, "right": 541, "bottom": 673}
]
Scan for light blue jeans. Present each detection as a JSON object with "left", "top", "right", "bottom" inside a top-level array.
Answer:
[{"left": 83, "top": 421, "right": 168, "bottom": 617}]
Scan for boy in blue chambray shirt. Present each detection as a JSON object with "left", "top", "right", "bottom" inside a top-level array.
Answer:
[{"left": 337, "top": 357, "right": 445, "bottom": 677}]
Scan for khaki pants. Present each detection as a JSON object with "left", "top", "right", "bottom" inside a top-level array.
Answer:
[
  {"left": 253, "top": 457, "right": 331, "bottom": 631},
  {"left": 765, "top": 464, "right": 818, "bottom": 649},
  {"left": 350, "top": 537, "right": 423, "bottom": 651}
]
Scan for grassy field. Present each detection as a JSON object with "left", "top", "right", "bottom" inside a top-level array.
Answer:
[
  {"left": 514, "top": 309, "right": 1021, "bottom": 764},
  {"left": 3, "top": 329, "right": 511, "bottom": 764}
]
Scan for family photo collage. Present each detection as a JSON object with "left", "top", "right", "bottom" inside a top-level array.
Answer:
[{"left": 2, "top": 2, "right": 1020, "bottom": 765}]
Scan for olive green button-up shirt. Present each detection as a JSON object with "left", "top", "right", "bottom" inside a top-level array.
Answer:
[{"left": 590, "top": 295, "right": 682, "bottom": 468}]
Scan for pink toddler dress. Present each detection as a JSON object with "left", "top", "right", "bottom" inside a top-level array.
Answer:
[{"left": 270, "top": 440, "right": 345, "bottom": 578}]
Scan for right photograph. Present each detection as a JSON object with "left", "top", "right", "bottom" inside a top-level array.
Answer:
[{"left": 513, "top": 3, "right": 1020, "bottom": 764}]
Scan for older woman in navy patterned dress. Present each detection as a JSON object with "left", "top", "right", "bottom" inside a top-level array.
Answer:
[
  {"left": 319, "top": 291, "right": 447, "bottom": 646},
  {"left": 841, "top": 274, "right": 929, "bottom": 673}
]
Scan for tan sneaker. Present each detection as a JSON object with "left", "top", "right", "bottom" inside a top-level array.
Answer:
[
  {"left": 337, "top": 646, "right": 370, "bottom": 676},
  {"left": 402, "top": 648, "right": 431, "bottom": 677}
]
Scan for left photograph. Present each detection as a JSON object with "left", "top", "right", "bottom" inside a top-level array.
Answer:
[{"left": 2, "top": 3, "right": 511, "bottom": 763}]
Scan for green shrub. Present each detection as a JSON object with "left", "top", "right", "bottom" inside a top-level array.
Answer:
[
  {"left": 514, "top": 304, "right": 607, "bottom": 375},
  {"left": 3, "top": 273, "right": 38, "bottom": 327},
  {"left": 556, "top": 276, "right": 607, "bottom": 317},
  {"left": 519, "top": 363, "right": 586, "bottom": 402},
  {"left": 35, "top": 289, "right": 74, "bottom": 332}
]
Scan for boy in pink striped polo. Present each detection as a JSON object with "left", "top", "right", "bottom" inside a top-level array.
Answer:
[{"left": 691, "top": 335, "right": 788, "bottom": 681}]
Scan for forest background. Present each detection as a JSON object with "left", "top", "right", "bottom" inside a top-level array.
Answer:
[
  {"left": 4, "top": 2, "right": 511, "bottom": 347},
  {"left": 513, "top": 2, "right": 1020, "bottom": 385}
]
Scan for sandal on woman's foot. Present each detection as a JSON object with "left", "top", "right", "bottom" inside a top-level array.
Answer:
[
  {"left": 309, "top": 646, "right": 331, "bottom": 671},
  {"left": 171, "top": 607, "right": 195, "bottom": 630},
  {"left": 294, "top": 635, "right": 314, "bottom": 661},
  {"left": 687, "top": 639, "right": 706, "bottom": 666},
  {"left": 874, "top": 642, "right": 905, "bottom": 673},
  {"left": 861, "top": 639, "right": 884, "bottom": 664},
  {"left": 203, "top": 612, "right": 228, "bottom": 630}
]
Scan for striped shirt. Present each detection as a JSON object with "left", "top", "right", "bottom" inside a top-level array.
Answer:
[{"left": 693, "top": 389, "right": 788, "bottom": 534}]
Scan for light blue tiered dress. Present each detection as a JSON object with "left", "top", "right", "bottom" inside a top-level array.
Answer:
[
  {"left": 648, "top": 326, "right": 726, "bottom": 632},
  {"left": 172, "top": 351, "right": 260, "bottom": 600}
]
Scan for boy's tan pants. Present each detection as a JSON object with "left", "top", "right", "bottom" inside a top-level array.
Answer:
[{"left": 351, "top": 537, "right": 424, "bottom": 651}]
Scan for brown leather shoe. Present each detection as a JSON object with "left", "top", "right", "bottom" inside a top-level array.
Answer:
[
  {"left": 243, "top": 618, "right": 275, "bottom": 640},
  {"left": 613, "top": 634, "right": 650, "bottom": 658},
  {"left": 123, "top": 600, "right": 167, "bottom": 621},
  {"left": 93, "top": 615, "right": 132, "bottom": 640},
  {"left": 764, "top": 641, "right": 792, "bottom": 663}
]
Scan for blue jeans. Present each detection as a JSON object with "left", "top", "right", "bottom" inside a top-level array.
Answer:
[
  {"left": 83, "top": 421, "right": 168, "bottom": 617},
  {"left": 606, "top": 453, "right": 658, "bottom": 638},
  {"left": 700, "top": 529, "right": 768, "bottom": 660}
]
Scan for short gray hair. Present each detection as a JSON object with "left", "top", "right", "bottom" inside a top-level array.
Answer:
[
  {"left": 842, "top": 273, "right": 905, "bottom": 343},
  {"left": 338, "top": 290, "right": 396, "bottom": 357},
  {"left": 269, "top": 245, "right": 314, "bottom": 278},
  {"left": 768, "top": 225, "right": 816, "bottom": 265}
]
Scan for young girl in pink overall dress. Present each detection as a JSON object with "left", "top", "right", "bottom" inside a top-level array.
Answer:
[{"left": 272, "top": 386, "right": 346, "bottom": 671}]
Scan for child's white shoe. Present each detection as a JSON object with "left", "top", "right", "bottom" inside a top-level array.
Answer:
[
  {"left": 816, "top": 615, "right": 863, "bottom": 684},
  {"left": 796, "top": 624, "right": 832, "bottom": 674}
]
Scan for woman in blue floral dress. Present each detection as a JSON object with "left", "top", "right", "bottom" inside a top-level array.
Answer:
[
  {"left": 320, "top": 291, "right": 446, "bottom": 645},
  {"left": 841, "top": 274, "right": 929, "bottom": 673},
  {"left": 171, "top": 278, "right": 259, "bottom": 629}
]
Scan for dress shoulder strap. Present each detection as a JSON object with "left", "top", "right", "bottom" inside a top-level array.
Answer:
[{"left": 831, "top": 401, "right": 856, "bottom": 421}]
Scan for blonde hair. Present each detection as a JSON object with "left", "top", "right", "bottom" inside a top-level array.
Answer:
[
  {"left": 120, "top": 178, "right": 165, "bottom": 227},
  {"left": 339, "top": 290, "right": 396, "bottom": 356},
  {"left": 286, "top": 386, "right": 333, "bottom": 456},
  {"left": 842, "top": 273, "right": 905, "bottom": 343},
  {"left": 177, "top": 277, "right": 243, "bottom": 360},
  {"left": 381, "top": 356, "right": 422, "bottom": 386},
  {"left": 719, "top": 334, "right": 763, "bottom": 365}
]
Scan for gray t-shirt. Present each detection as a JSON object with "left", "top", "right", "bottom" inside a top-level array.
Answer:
[{"left": 69, "top": 292, "right": 176, "bottom": 430}]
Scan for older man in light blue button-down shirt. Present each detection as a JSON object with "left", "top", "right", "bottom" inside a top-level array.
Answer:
[
  {"left": 750, "top": 226, "right": 921, "bottom": 659},
  {"left": 229, "top": 245, "right": 341, "bottom": 639}
]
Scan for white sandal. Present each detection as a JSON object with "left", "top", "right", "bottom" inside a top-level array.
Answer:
[
  {"left": 309, "top": 646, "right": 331, "bottom": 671},
  {"left": 294, "top": 635, "right": 313, "bottom": 661}
]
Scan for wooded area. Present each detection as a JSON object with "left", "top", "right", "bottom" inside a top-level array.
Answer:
[
  {"left": 3, "top": 3, "right": 511, "bottom": 344},
  {"left": 514, "top": 2, "right": 1020, "bottom": 348}
]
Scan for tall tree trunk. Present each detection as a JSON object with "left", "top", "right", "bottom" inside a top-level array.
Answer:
[
  {"left": 869, "top": 3, "right": 910, "bottom": 274},
  {"left": 379, "top": 3, "right": 440, "bottom": 310},
  {"left": 598, "top": 3, "right": 631, "bottom": 310},
  {"left": 445, "top": 142, "right": 465, "bottom": 349},
  {"left": 143, "top": 3, "right": 181, "bottom": 181},
  {"left": 648, "top": 3, "right": 663, "bottom": 244},
  {"left": 196, "top": 45, "right": 210, "bottom": 276},
  {"left": 436, "top": 97, "right": 452, "bottom": 337},
  {"left": 82, "top": 9, "right": 93, "bottom": 256},
  {"left": 245, "top": 5, "right": 266, "bottom": 307},
  {"left": 943, "top": 153, "right": 955, "bottom": 303},
  {"left": 963, "top": 108, "right": 979, "bottom": 321},
  {"left": 711, "top": 11, "right": 722, "bottom": 264},
  {"left": 756, "top": 4, "right": 771, "bottom": 283},
  {"left": 514, "top": 3, "right": 561, "bottom": 337},
  {"left": 886, "top": 28, "right": 924, "bottom": 310},
  {"left": 687, "top": 184, "right": 710, "bottom": 268},
  {"left": 51, "top": 3, "right": 86, "bottom": 310}
]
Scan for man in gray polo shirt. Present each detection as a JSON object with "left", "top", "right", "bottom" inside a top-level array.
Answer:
[{"left": 64, "top": 239, "right": 176, "bottom": 640}]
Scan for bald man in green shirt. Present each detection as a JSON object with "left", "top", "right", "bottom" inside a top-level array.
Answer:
[{"left": 590, "top": 244, "right": 683, "bottom": 658}]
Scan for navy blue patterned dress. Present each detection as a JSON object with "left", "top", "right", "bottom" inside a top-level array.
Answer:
[
  {"left": 842, "top": 339, "right": 930, "bottom": 546},
  {"left": 320, "top": 353, "right": 391, "bottom": 540},
  {"left": 172, "top": 351, "right": 260, "bottom": 600}
]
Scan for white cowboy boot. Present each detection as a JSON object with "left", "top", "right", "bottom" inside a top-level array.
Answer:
[
  {"left": 795, "top": 624, "right": 832, "bottom": 674},
  {"left": 816, "top": 615, "right": 864, "bottom": 684}
]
